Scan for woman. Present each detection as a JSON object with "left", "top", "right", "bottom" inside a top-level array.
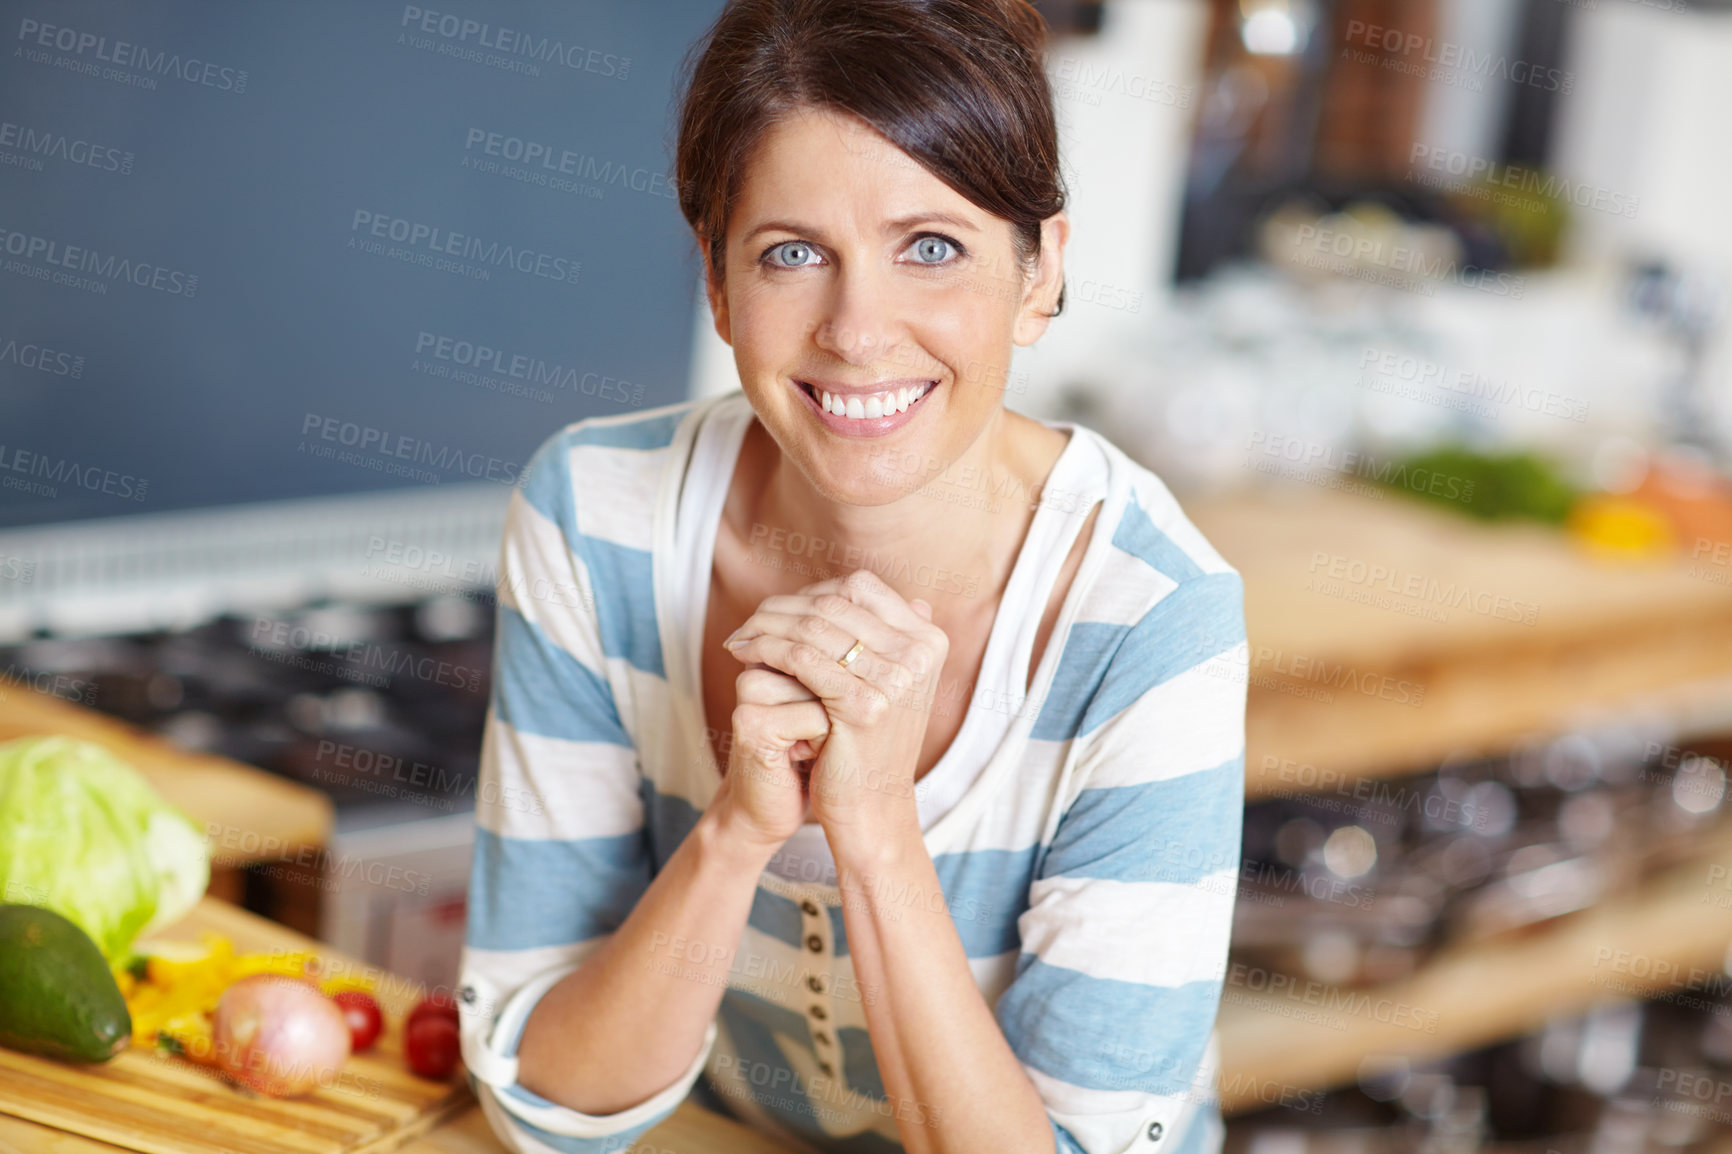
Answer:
[{"left": 455, "top": 1, "right": 1247, "bottom": 1152}]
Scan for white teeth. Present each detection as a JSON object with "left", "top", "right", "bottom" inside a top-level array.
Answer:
[{"left": 814, "top": 382, "right": 935, "bottom": 420}]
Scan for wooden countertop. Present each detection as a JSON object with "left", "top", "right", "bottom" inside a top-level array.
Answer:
[
  {"left": 394, "top": 1102, "right": 800, "bottom": 1154},
  {"left": 0, "top": 677, "right": 331, "bottom": 867},
  {"left": 0, "top": 1101, "right": 797, "bottom": 1154},
  {"left": 1183, "top": 484, "right": 1732, "bottom": 796}
]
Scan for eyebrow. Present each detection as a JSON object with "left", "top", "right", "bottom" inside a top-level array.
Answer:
[{"left": 743, "top": 211, "right": 982, "bottom": 243}]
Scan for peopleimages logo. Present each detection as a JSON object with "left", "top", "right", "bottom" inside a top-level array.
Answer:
[
  {"left": 1287, "top": 221, "right": 1525, "bottom": 298},
  {"left": 349, "top": 211, "right": 580, "bottom": 285},
  {"left": 0, "top": 226, "right": 198, "bottom": 297},
  {"left": 463, "top": 129, "right": 676, "bottom": 200},
  {"left": 299, "top": 412, "right": 522, "bottom": 486},
  {"left": 1358, "top": 346, "right": 1590, "bottom": 423},
  {"left": 15, "top": 18, "right": 249, "bottom": 92},
  {"left": 0, "top": 443, "right": 148, "bottom": 501},
  {"left": 1342, "top": 19, "right": 1572, "bottom": 93},
  {"left": 0, "top": 336, "right": 83, "bottom": 378},
  {"left": 1408, "top": 145, "right": 1638, "bottom": 219},
  {"left": 413, "top": 331, "right": 643, "bottom": 405},
  {"left": 0, "top": 121, "right": 133, "bottom": 174},
  {"left": 398, "top": 6, "right": 630, "bottom": 79}
]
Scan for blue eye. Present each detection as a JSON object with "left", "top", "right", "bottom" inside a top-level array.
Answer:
[
  {"left": 765, "top": 241, "right": 819, "bottom": 268},
  {"left": 909, "top": 235, "right": 959, "bottom": 264}
]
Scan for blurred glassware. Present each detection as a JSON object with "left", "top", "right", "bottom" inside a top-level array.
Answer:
[
  {"left": 1627, "top": 261, "right": 1728, "bottom": 464},
  {"left": 1238, "top": 0, "right": 1316, "bottom": 57}
]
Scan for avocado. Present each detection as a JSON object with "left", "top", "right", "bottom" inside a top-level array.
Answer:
[{"left": 0, "top": 904, "right": 132, "bottom": 1062}]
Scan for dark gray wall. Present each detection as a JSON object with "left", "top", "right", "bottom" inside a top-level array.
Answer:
[{"left": 0, "top": 1, "right": 724, "bottom": 528}]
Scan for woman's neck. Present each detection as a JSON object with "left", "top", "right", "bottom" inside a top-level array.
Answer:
[{"left": 742, "top": 406, "right": 1069, "bottom": 613}]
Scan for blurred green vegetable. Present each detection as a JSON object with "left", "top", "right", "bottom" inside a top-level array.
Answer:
[
  {"left": 0, "top": 736, "right": 210, "bottom": 961},
  {"left": 1378, "top": 446, "right": 1580, "bottom": 524}
]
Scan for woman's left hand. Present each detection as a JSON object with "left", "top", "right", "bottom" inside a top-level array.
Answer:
[{"left": 724, "top": 569, "right": 949, "bottom": 849}]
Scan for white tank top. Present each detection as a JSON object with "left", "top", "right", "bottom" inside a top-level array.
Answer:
[{"left": 676, "top": 394, "right": 1110, "bottom": 886}]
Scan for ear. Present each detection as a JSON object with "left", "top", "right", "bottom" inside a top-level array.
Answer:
[
  {"left": 1012, "top": 211, "right": 1068, "bottom": 348},
  {"left": 701, "top": 238, "right": 733, "bottom": 347}
]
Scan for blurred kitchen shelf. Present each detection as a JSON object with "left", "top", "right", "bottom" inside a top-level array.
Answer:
[
  {"left": 1185, "top": 485, "right": 1732, "bottom": 798},
  {"left": 1215, "top": 808, "right": 1732, "bottom": 1113}
]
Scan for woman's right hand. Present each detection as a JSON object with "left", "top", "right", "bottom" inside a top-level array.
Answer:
[{"left": 709, "top": 665, "right": 831, "bottom": 852}]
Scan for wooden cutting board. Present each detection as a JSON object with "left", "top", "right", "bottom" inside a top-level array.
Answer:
[{"left": 0, "top": 898, "right": 471, "bottom": 1154}]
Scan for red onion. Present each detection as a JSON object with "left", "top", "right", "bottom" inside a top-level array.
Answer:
[{"left": 212, "top": 974, "right": 352, "bottom": 1097}]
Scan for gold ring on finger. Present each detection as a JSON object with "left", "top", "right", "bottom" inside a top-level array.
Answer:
[{"left": 836, "top": 639, "right": 866, "bottom": 669}]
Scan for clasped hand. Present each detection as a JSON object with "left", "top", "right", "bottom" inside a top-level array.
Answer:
[{"left": 716, "top": 568, "right": 949, "bottom": 854}]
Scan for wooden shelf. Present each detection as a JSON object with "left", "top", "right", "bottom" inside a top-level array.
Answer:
[
  {"left": 1183, "top": 485, "right": 1732, "bottom": 798},
  {"left": 1215, "top": 815, "right": 1732, "bottom": 1113}
]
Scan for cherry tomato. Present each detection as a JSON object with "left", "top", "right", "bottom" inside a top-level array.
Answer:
[
  {"left": 406, "top": 992, "right": 461, "bottom": 1034},
  {"left": 405, "top": 1014, "right": 460, "bottom": 1080},
  {"left": 331, "top": 991, "right": 383, "bottom": 1053}
]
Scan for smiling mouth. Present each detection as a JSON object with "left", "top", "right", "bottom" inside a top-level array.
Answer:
[{"left": 796, "top": 380, "right": 938, "bottom": 418}]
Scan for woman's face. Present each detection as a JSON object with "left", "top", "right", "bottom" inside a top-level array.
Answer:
[{"left": 705, "top": 105, "right": 1066, "bottom": 505}]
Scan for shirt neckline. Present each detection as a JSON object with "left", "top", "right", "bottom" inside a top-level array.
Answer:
[{"left": 673, "top": 390, "right": 1109, "bottom": 853}]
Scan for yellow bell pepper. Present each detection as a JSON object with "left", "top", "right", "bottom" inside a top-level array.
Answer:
[
  {"left": 123, "top": 933, "right": 346, "bottom": 1050},
  {"left": 1568, "top": 494, "right": 1676, "bottom": 560}
]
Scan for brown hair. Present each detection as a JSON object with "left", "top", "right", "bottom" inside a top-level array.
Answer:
[{"left": 673, "top": 0, "right": 1068, "bottom": 317}]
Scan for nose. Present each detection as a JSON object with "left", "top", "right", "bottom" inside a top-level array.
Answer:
[{"left": 812, "top": 264, "right": 901, "bottom": 367}]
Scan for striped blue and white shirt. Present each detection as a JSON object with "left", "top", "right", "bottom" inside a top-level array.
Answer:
[{"left": 455, "top": 390, "right": 1248, "bottom": 1154}]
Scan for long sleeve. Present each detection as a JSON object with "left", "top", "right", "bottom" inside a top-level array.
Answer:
[
  {"left": 455, "top": 428, "right": 716, "bottom": 1153},
  {"left": 995, "top": 487, "right": 1248, "bottom": 1154}
]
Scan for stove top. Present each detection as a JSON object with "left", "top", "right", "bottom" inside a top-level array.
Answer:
[{"left": 0, "top": 591, "right": 495, "bottom": 822}]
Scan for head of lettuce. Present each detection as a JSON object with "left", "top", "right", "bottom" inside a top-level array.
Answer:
[{"left": 0, "top": 735, "right": 211, "bottom": 960}]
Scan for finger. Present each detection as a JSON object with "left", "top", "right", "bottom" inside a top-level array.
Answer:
[
  {"left": 736, "top": 666, "right": 821, "bottom": 706},
  {"left": 735, "top": 580, "right": 941, "bottom": 685},
  {"left": 733, "top": 698, "right": 829, "bottom": 766},
  {"left": 732, "top": 585, "right": 931, "bottom": 700},
  {"left": 738, "top": 633, "right": 907, "bottom": 718},
  {"left": 730, "top": 604, "right": 902, "bottom": 674},
  {"left": 791, "top": 730, "right": 830, "bottom": 760},
  {"left": 731, "top": 587, "right": 906, "bottom": 654},
  {"left": 762, "top": 699, "right": 830, "bottom": 747},
  {"left": 799, "top": 569, "right": 933, "bottom": 636}
]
